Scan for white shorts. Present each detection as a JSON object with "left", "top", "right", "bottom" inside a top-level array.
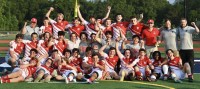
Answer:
[
  {"left": 88, "top": 68, "right": 103, "bottom": 80},
  {"left": 145, "top": 46, "right": 158, "bottom": 57},
  {"left": 62, "top": 70, "right": 77, "bottom": 78},
  {"left": 139, "top": 67, "right": 146, "bottom": 77},
  {"left": 12, "top": 67, "right": 29, "bottom": 79},
  {"left": 170, "top": 66, "right": 185, "bottom": 79},
  {"left": 36, "top": 66, "right": 50, "bottom": 75}
]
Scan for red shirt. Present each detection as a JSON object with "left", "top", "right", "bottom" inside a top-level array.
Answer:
[
  {"left": 105, "top": 56, "right": 119, "bottom": 68},
  {"left": 152, "top": 58, "right": 165, "bottom": 67},
  {"left": 141, "top": 28, "right": 160, "bottom": 46},
  {"left": 27, "top": 66, "right": 37, "bottom": 76},
  {"left": 69, "top": 25, "right": 85, "bottom": 37},
  {"left": 103, "top": 26, "right": 113, "bottom": 33},
  {"left": 168, "top": 57, "right": 181, "bottom": 67},
  {"left": 70, "top": 57, "right": 82, "bottom": 73},
  {"left": 113, "top": 21, "right": 129, "bottom": 35},
  {"left": 13, "top": 41, "right": 25, "bottom": 54},
  {"left": 130, "top": 23, "right": 145, "bottom": 36},
  {"left": 137, "top": 56, "right": 152, "bottom": 67},
  {"left": 54, "top": 40, "right": 67, "bottom": 55},
  {"left": 43, "top": 25, "right": 53, "bottom": 35},
  {"left": 54, "top": 21, "right": 68, "bottom": 31},
  {"left": 41, "top": 65, "right": 54, "bottom": 74},
  {"left": 59, "top": 65, "right": 74, "bottom": 73},
  {"left": 122, "top": 57, "right": 135, "bottom": 65}
]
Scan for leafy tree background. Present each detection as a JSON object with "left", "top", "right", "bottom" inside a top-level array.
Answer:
[{"left": 0, "top": 0, "right": 200, "bottom": 31}]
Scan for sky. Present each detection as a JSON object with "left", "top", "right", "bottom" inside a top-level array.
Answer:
[{"left": 167, "top": 0, "right": 175, "bottom": 4}]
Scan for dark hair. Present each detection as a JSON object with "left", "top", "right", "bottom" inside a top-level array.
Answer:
[
  {"left": 180, "top": 18, "right": 187, "bottom": 21},
  {"left": 15, "top": 34, "right": 24, "bottom": 39},
  {"left": 90, "top": 33, "right": 96, "bottom": 38},
  {"left": 105, "top": 31, "right": 113, "bottom": 37},
  {"left": 86, "top": 47, "right": 93, "bottom": 52},
  {"left": 130, "top": 16, "right": 137, "bottom": 19},
  {"left": 115, "top": 13, "right": 123, "bottom": 17},
  {"left": 139, "top": 48, "right": 146, "bottom": 53},
  {"left": 92, "top": 52, "right": 99, "bottom": 57},
  {"left": 89, "top": 16, "right": 95, "bottom": 19},
  {"left": 70, "top": 32, "right": 77, "bottom": 38},
  {"left": 73, "top": 17, "right": 81, "bottom": 22},
  {"left": 123, "top": 49, "right": 132, "bottom": 57},
  {"left": 152, "top": 51, "right": 161, "bottom": 60},
  {"left": 30, "top": 48, "right": 38, "bottom": 54},
  {"left": 109, "top": 47, "right": 116, "bottom": 52},
  {"left": 63, "top": 48, "right": 71, "bottom": 55},
  {"left": 58, "top": 31, "right": 65, "bottom": 36},
  {"left": 165, "top": 49, "right": 174, "bottom": 54},
  {"left": 45, "top": 58, "right": 53, "bottom": 66},
  {"left": 52, "top": 49, "right": 58, "bottom": 53},
  {"left": 72, "top": 48, "right": 79, "bottom": 54},
  {"left": 132, "top": 35, "right": 140, "bottom": 40},
  {"left": 80, "top": 32, "right": 88, "bottom": 40},
  {"left": 164, "top": 19, "right": 171, "bottom": 23},
  {"left": 31, "top": 32, "right": 38, "bottom": 37}
]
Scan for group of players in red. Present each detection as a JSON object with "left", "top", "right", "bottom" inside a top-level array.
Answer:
[{"left": 0, "top": 5, "right": 198, "bottom": 84}]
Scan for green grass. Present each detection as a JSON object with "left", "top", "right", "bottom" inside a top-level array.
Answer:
[{"left": 0, "top": 74, "right": 199, "bottom": 89}]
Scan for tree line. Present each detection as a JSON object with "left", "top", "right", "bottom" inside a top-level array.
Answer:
[{"left": 0, "top": 0, "right": 200, "bottom": 31}]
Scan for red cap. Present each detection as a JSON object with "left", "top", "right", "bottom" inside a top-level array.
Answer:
[
  {"left": 147, "top": 19, "right": 154, "bottom": 24},
  {"left": 31, "top": 18, "right": 37, "bottom": 23}
]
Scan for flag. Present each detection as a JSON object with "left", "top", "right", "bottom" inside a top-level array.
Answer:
[{"left": 74, "top": 0, "right": 78, "bottom": 17}]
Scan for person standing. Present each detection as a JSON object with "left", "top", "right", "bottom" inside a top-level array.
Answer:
[
  {"left": 141, "top": 19, "right": 160, "bottom": 58},
  {"left": 21, "top": 18, "right": 40, "bottom": 40},
  {"left": 177, "top": 18, "right": 199, "bottom": 78}
]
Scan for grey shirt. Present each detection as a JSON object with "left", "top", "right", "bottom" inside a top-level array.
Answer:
[
  {"left": 24, "top": 25, "right": 40, "bottom": 40},
  {"left": 177, "top": 26, "right": 195, "bottom": 50},
  {"left": 160, "top": 27, "right": 178, "bottom": 51}
]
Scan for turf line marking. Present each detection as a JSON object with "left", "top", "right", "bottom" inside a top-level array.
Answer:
[
  {"left": 27, "top": 82, "right": 99, "bottom": 84},
  {"left": 102, "top": 80, "right": 175, "bottom": 89}
]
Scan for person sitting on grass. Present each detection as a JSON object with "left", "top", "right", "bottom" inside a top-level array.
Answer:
[
  {"left": 34, "top": 57, "right": 54, "bottom": 82},
  {"left": 134, "top": 48, "right": 154, "bottom": 81},
  {"left": 55, "top": 57, "right": 77, "bottom": 84},
  {"left": 150, "top": 51, "right": 168, "bottom": 81},
  {"left": 166, "top": 49, "right": 193, "bottom": 83},
  {"left": 0, "top": 57, "right": 38, "bottom": 83}
]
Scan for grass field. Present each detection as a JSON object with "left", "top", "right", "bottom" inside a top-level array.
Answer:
[{"left": 0, "top": 74, "right": 199, "bottom": 89}]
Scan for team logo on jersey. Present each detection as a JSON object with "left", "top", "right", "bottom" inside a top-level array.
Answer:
[
  {"left": 137, "top": 27, "right": 139, "bottom": 30},
  {"left": 77, "top": 28, "right": 80, "bottom": 31}
]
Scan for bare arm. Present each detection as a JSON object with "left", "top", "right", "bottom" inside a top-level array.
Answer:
[
  {"left": 21, "top": 22, "right": 27, "bottom": 34},
  {"left": 115, "top": 42, "right": 124, "bottom": 59},
  {"left": 46, "top": 7, "right": 54, "bottom": 20},
  {"left": 77, "top": 5, "right": 86, "bottom": 23},
  {"left": 95, "top": 30, "right": 102, "bottom": 43},
  {"left": 99, "top": 43, "right": 108, "bottom": 56},
  {"left": 137, "top": 13, "right": 143, "bottom": 23},
  {"left": 102, "top": 6, "right": 111, "bottom": 21},
  {"left": 191, "top": 22, "right": 200, "bottom": 33}
]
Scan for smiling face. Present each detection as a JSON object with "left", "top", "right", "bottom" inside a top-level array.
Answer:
[
  {"left": 167, "top": 50, "right": 174, "bottom": 58},
  {"left": 105, "top": 19, "right": 112, "bottom": 26},
  {"left": 124, "top": 50, "right": 131, "bottom": 58},
  {"left": 109, "top": 49, "right": 116, "bottom": 57},
  {"left": 131, "top": 18, "right": 138, "bottom": 25},
  {"left": 45, "top": 58, "right": 53, "bottom": 67},
  {"left": 165, "top": 20, "right": 171, "bottom": 29},
  {"left": 57, "top": 13, "right": 64, "bottom": 22},
  {"left": 181, "top": 19, "right": 187, "bottom": 28}
]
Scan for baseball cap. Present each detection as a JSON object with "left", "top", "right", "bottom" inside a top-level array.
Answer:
[
  {"left": 147, "top": 19, "right": 154, "bottom": 24},
  {"left": 31, "top": 18, "right": 37, "bottom": 23}
]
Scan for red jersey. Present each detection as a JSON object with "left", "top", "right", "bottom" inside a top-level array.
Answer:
[
  {"left": 9, "top": 40, "right": 25, "bottom": 55},
  {"left": 70, "top": 57, "right": 82, "bottom": 73},
  {"left": 152, "top": 58, "right": 165, "bottom": 67},
  {"left": 43, "top": 25, "right": 53, "bottom": 35},
  {"left": 141, "top": 28, "right": 160, "bottom": 46},
  {"left": 168, "top": 57, "right": 181, "bottom": 67},
  {"left": 54, "top": 40, "right": 67, "bottom": 56},
  {"left": 137, "top": 56, "right": 152, "bottom": 67},
  {"left": 27, "top": 66, "right": 37, "bottom": 76},
  {"left": 59, "top": 65, "right": 74, "bottom": 73},
  {"left": 69, "top": 25, "right": 85, "bottom": 37},
  {"left": 130, "top": 23, "right": 145, "bottom": 36},
  {"left": 41, "top": 65, "right": 54, "bottom": 74},
  {"left": 105, "top": 56, "right": 119, "bottom": 68},
  {"left": 103, "top": 26, "right": 114, "bottom": 33},
  {"left": 24, "top": 41, "right": 38, "bottom": 57},
  {"left": 50, "top": 19, "right": 68, "bottom": 38},
  {"left": 113, "top": 21, "right": 129, "bottom": 35}
]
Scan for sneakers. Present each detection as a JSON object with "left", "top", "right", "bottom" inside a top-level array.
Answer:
[
  {"left": 72, "top": 79, "right": 77, "bottom": 83},
  {"left": 136, "top": 76, "right": 143, "bottom": 81},
  {"left": 174, "top": 78, "right": 182, "bottom": 83},
  {"left": 163, "top": 76, "right": 168, "bottom": 81},
  {"left": 86, "top": 79, "right": 93, "bottom": 84},
  {"left": 188, "top": 76, "right": 193, "bottom": 82},
  {"left": 146, "top": 76, "right": 151, "bottom": 82}
]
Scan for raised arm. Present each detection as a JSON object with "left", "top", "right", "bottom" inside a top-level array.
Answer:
[
  {"left": 95, "top": 30, "right": 103, "bottom": 43},
  {"left": 21, "top": 22, "right": 27, "bottom": 34},
  {"left": 99, "top": 42, "right": 108, "bottom": 56},
  {"left": 191, "top": 22, "right": 200, "bottom": 33},
  {"left": 137, "top": 13, "right": 143, "bottom": 23},
  {"left": 115, "top": 41, "right": 124, "bottom": 59},
  {"left": 77, "top": 5, "right": 86, "bottom": 23},
  {"left": 46, "top": 7, "right": 54, "bottom": 20},
  {"left": 102, "top": 6, "right": 111, "bottom": 21}
]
